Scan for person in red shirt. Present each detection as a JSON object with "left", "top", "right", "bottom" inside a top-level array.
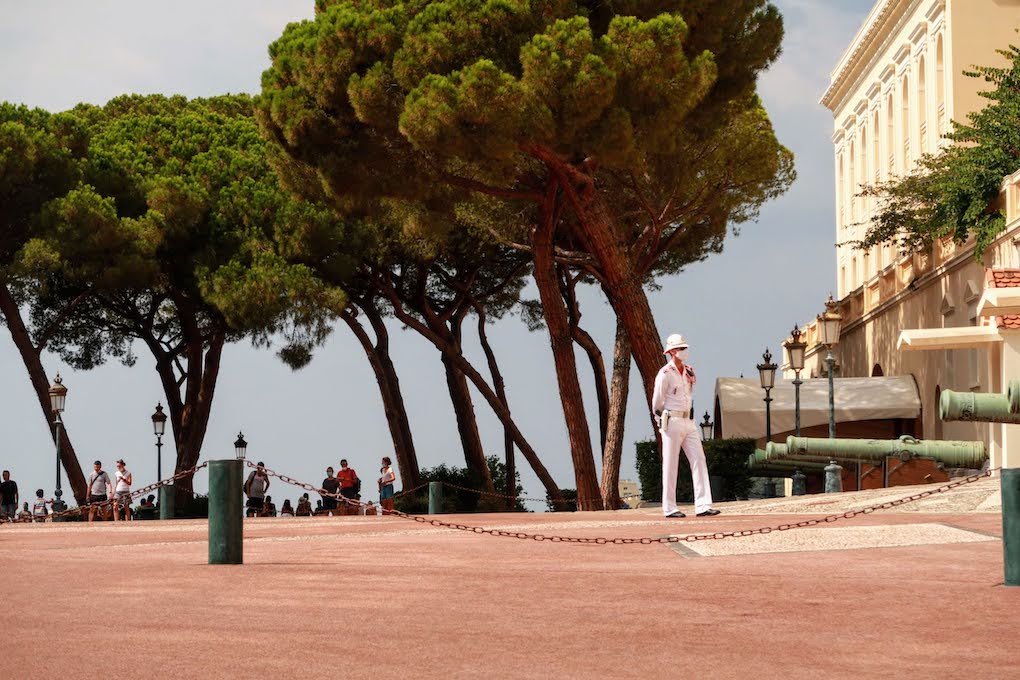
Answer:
[{"left": 336, "top": 459, "right": 360, "bottom": 505}]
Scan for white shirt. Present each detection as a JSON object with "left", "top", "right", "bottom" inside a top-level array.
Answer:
[
  {"left": 115, "top": 468, "right": 131, "bottom": 493},
  {"left": 652, "top": 361, "right": 695, "bottom": 415}
]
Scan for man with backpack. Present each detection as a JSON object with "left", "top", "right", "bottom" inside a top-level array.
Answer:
[
  {"left": 244, "top": 462, "right": 270, "bottom": 518},
  {"left": 87, "top": 460, "right": 113, "bottom": 522}
]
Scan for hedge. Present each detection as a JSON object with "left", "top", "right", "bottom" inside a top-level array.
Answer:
[{"left": 636, "top": 438, "right": 755, "bottom": 503}]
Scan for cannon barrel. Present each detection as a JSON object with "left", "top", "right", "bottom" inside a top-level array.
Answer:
[
  {"left": 939, "top": 389, "right": 1020, "bottom": 424},
  {"left": 747, "top": 452, "right": 827, "bottom": 472},
  {"left": 785, "top": 434, "right": 986, "bottom": 467},
  {"left": 762, "top": 441, "right": 852, "bottom": 464}
]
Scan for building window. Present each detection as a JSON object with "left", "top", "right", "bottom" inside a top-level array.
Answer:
[
  {"left": 887, "top": 94, "right": 895, "bottom": 176},
  {"left": 936, "top": 35, "right": 946, "bottom": 137},
  {"left": 917, "top": 56, "right": 928, "bottom": 154},
  {"left": 873, "top": 116, "right": 881, "bottom": 185},
  {"left": 901, "top": 74, "right": 911, "bottom": 168},
  {"left": 837, "top": 153, "right": 845, "bottom": 228},
  {"left": 872, "top": 364, "right": 884, "bottom": 377},
  {"left": 848, "top": 140, "right": 856, "bottom": 223}
]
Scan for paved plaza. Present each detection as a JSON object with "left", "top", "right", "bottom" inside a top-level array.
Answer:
[{"left": 1, "top": 480, "right": 1016, "bottom": 679}]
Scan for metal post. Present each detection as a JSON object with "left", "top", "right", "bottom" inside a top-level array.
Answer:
[
  {"left": 159, "top": 484, "right": 175, "bottom": 520},
  {"left": 208, "top": 459, "right": 243, "bottom": 565},
  {"left": 51, "top": 414, "right": 67, "bottom": 517},
  {"left": 764, "top": 388, "right": 773, "bottom": 443},
  {"left": 1003, "top": 468, "right": 1020, "bottom": 586},
  {"left": 156, "top": 434, "right": 163, "bottom": 482},
  {"left": 793, "top": 370, "right": 803, "bottom": 436},
  {"left": 792, "top": 470, "right": 807, "bottom": 496},
  {"left": 428, "top": 481, "right": 443, "bottom": 515},
  {"left": 826, "top": 349, "right": 836, "bottom": 438},
  {"left": 824, "top": 460, "right": 843, "bottom": 493}
]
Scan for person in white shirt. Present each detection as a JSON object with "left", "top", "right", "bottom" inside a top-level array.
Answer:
[
  {"left": 113, "top": 459, "right": 133, "bottom": 522},
  {"left": 652, "top": 334, "right": 720, "bottom": 519},
  {"left": 87, "top": 460, "right": 114, "bottom": 522}
]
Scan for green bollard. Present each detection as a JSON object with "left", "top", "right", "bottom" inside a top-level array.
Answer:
[
  {"left": 428, "top": 481, "right": 443, "bottom": 515},
  {"left": 208, "top": 459, "right": 243, "bottom": 565},
  {"left": 159, "top": 484, "right": 175, "bottom": 520},
  {"left": 1003, "top": 468, "right": 1020, "bottom": 586},
  {"left": 824, "top": 461, "right": 843, "bottom": 493}
]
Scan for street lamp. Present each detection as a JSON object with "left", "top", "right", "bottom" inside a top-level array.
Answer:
[
  {"left": 48, "top": 374, "right": 68, "bottom": 513},
  {"left": 784, "top": 325, "right": 807, "bottom": 436},
  {"left": 757, "top": 348, "right": 777, "bottom": 443},
  {"left": 234, "top": 432, "right": 248, "bottom": 460},
  {"left": 817, "top": 295, "right": 843, "bottom": 438},
  {"left": 151, "top": 404, "right": 167, "bottom": 481},
  {"left": 699, "top": 411, "right": 714, "bottom": 441}
]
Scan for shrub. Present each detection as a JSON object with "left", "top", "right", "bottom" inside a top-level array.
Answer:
[
  {"left": 394, "top": 456, "right": 525, "bottom": 513},
  {"left": 636, "top": 438, "right": 755, "bottom": 503}
]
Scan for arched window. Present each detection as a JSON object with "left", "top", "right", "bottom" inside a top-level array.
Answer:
[
  {"left": 851, "top": 255, "right": 858, "bottom": 289},
  {"left": 873, "top": 115, "right": 881, "bottom": 184},
  {"left": 917, "top": 56, "right": 928, "bottom": 154},
  {"left": 848, "top": 140, "right": 856, "bottom": 222},
  {"left": 887, "top": 94, "right": 895, "bottom": 176},
  {"left": 901, "top": 74, "right": 911, "bottom": 167},
  {"left": 936, "top": 36, "right": 946, "bottom": 136},
  {"left": 837, "top": 153, "right": 845, "bottom": 228},
  {"left": 872, "top": 364, "right": 884, "bottom": 377}
]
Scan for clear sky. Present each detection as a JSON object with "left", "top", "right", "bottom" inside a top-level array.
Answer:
[{"left": 0, "top": 0, "right": 877, "bottom": 511}]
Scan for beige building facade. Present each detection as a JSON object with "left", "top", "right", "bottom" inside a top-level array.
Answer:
[{"left": 783, "top": 0, "right": 1020, "bottom": 471}]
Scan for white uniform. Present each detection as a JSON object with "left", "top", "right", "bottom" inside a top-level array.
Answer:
[{"left": 652, "top": 360, "right": 713, "bottom": 516}]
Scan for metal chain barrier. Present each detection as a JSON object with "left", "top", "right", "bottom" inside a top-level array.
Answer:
[
  {"left": 250, "top": 462, "right": 996, "bottom": 546},
  {"left": 0, "top": 463, "right": 209, "bottom": 525}
]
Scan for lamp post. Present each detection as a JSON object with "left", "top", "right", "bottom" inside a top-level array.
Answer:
[
  {"left": 817, "top": 295, "right": 843, "bottom": 438},
  {"left": 757, "top": 348, "right": 777, "bottom": 443},
  {"left": 699, "top": 411, "right": 714, "bottom": 441},
  {"left": 234, "top": 432, "right": 247, "bottom": 460},
  {"left": 151, "top": 404, "right": 167, "bottom": 481},
  {"left": 784, "top": 325, "right": 807, "bottom": 437},
  {"left": 48, "top": 375, "right": 68, "bottom": 513}
]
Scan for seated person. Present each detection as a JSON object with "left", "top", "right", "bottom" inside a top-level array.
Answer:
[
  {"left": 262, "top": 495, "right": 277, "bottom": 517},
  {"left": 279, "top": 499, "right": 295, "bottom": 516},
  {"left": 17, "top": 501, "right": 32, "bottom": 521},
  {"left": 296, "top": 493, "right": 313, "bottom": 517}
]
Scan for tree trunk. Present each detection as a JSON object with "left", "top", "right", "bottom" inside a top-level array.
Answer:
[
  {"left": 600, "top": 320, "right": 631, "bottom": 509},
  {"left": 171, "top": 332, "right": 225, "bottom": 502},
  {"left": 533, "top": 187, "right": 602, "bottom": 510},
  {"left": 342, "top": 304, "right": 421, "bottom": 489},
  {"left": 475, "top": 304, "right": 515, "bottom": 500},
  {"left": 378, "top": 279, "right": 564, "bottom": 504},
  {"left": 563, "top": 274, "right": 610, "bottom": 451},
  {"left": 441, "top": 350, "right": 495, "bottom": 491},
  {"left": 531, "top": 147, "right": 663, "bottom": 413},
  {"left": 0, "top": 284, "right": 88, "bottom": 504}
]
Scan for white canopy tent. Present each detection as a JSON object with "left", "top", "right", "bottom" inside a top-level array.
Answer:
[{"left": 713, "top": 376, "right": 922, "bottom": 439}]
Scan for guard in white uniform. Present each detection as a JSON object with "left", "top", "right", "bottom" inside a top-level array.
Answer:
[{"left": 653, "top": 334, "right": 720, "bottom": 518}]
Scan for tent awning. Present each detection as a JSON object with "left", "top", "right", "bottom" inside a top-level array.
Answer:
[
  {"left": 896, "top": 326, "right": 1003, "bottom": 351},
  {"left": 714, "top": 376, "right": 921, "bottom": 439}
]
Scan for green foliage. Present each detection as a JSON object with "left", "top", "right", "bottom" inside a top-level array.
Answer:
[
  {"left": 635, "top": 437, "right": 754, "bottom": 503},
  {"left": 858, "top": 42, "right": 1020, "bottom": 256},
  {"left": 394, "top": 455, "right": 525, "bottom": 513},
  {"left": 257, "top": 0, "right": 793, "bottom": 279},
  {"left": 545, "top": 487, "right": 577, "bottom": 512}
]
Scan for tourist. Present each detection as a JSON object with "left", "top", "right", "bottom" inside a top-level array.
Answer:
[
  {"left": 262, "top": 495, "right": 277, "bottom": 517},
  {"left": 32, "top": 489, "right": 50, "bottom": 522},
  {"left": 321, "top": 466, "right": 339, "bottom": 514},
  {"left": 0, "top": 470, "right": 18, "bottom": 519},
  {"left": 244, "top": 462, "right": 270, "bottom": 518},
  {"left": 314, "top": 499, "right": 323, "bottom": 515},
  {"left": 378, "top": 456, "right": 396, "bottom": 513},
  {"left": 17, "top": 502, "right": 31, "bottom": 521},
  {"left": 113, "top": 459, "right": 133, "bottom": 521},
  {"left": 280, "top": 499, "right": 294, "bottom": 516},
  {"left": 337, "top": 459, "right": 360, "bottom": 503},
  {"left": 296, "top": 493, "right": 312, "bottom": 517},
  {"left": 87, "top": 461, "right": 113, "bottom": 522}
]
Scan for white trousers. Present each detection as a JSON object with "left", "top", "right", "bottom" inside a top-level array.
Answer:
[{"left": 661, "top": 417, "right": 713, "bottom": 515}]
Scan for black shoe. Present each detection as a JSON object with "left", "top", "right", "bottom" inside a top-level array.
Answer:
[
  {"left": 696, "top": 509, "right": 721, "bottom": 517},
  {"left": 665, "top": 511, "right": 686, "bottom": 518}
]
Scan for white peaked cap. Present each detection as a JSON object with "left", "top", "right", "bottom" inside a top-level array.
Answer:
[{"left": 663, "top": 334, "right": 689, "bottom": 354}]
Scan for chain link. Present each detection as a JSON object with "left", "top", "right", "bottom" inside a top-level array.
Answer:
[
  {"left": 0, "top": 463, "right": 209, "bottom": 525},
  {"left": 250, "top": 463, "right": 997, "bottom": 546}
]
